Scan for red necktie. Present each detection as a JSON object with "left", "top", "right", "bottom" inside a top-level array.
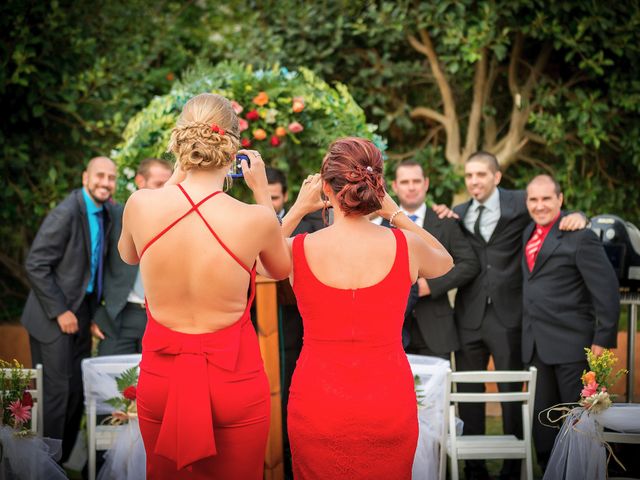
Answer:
[{"left": 525, "top": 226, "right": 544, "bottom": 271}]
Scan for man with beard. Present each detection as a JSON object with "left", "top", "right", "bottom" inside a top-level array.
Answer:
[{"left": 21, "top": 157, "right": 116, "bottom": 462}]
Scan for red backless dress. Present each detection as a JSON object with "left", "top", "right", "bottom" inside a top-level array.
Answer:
[
  {"left": 136, "top": 185, "right": 269, "bottom": 479},
  {"left": 288, "top": 228, "right": 419, "bottom": 479}
]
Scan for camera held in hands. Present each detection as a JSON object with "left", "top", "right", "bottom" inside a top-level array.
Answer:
[{"left": 228, "top": 154, "right": 250, "bottom": 178}]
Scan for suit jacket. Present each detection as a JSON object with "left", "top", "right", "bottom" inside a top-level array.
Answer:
[
  {"left": 21, "top": 189, "right": 113, "bottom": 343},
  {"left": 411, "top": 209, "right": 480, "bottom": 354},
  {"left": 521, "top": 219, "right": 620, "bottom": 365},
  {"left": 92, "top": 203, "right": 139, "bottom": 338},
  {"left": 453, "top": 188, "right": 530, "bottom": 330}
]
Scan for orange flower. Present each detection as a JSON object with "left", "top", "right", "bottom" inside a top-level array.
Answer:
[
  {"left": 253, "top": 91, "right": 269, "bottom": 106},
  {"left": 292, "top": 96, "right": 305, "bottom": 113},
  {"left": 582, "top": 371, "right": 596, "bottom": 385},
  {"left": 253, "top": 128, "right": 267, "bottom": 141},
  {"left": 275, "top": 126, "right": 287, "bottom": 137}
]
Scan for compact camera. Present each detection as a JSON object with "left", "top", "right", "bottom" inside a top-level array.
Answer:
[{"left": 228, "top": 154, "right": 250, "bottom": 178}]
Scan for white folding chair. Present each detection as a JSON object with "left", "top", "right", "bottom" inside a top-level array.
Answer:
[
  {"left": 82, "top": 354, "right": 142, "bottom": 480},
  {"left": 408, "top": 354, "right": 452, "bottom": 480},
  {"left": 1, "top": 363, "right": 43, "bottom": 436},
  {"left": 447, "top": 367, "right": 537, "bottom": 480}
]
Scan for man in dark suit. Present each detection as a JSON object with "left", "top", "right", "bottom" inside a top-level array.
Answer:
[
  {"left": 91, "top": 158, "right": 172, "bottom": 355},
  {"left": 21, "top": 157, "right": 116, "bottom": 462},
  {"left": 390, "top": 160, "right": 479, "bottom": 359},
  {"left": 452, "top": 151, "right": 586, "bottom": 480},
  {"left": 522, "top": 174, "right": 619, "bottom": 470}
]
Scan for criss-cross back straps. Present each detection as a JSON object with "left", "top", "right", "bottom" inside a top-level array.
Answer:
[
  {"left": 138, "top": 187, "right": 223, "bottom": 260},
  {"left": 175, "top": 184, "right": 253, "bottom": 274}
]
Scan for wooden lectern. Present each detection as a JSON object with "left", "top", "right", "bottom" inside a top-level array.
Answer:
[{"left": 255, "top": 275, "right": 284, "bottom": 480}]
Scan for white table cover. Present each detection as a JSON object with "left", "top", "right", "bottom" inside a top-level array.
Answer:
[
  {"left": 82, "top": 354, "right": 145, "bottom": 480},
  {"left": 543, "top": 403, "right": 640, "bottom": 480},
  {"left": 408, "top": 354, "right": 462, "bottom": 480}
]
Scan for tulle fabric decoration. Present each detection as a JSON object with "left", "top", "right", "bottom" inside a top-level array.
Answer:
[
  {"left": 0, "top": 426, "right": 66, "bottom": 480},
  {"left": 542, "top": 407, "right": 606, "bottom": 480},
  {"left": 407, "top": 354, "right": 463, "bottom": 480},
  {"left": 97, "top": 419, "right": 146, "bottom": 480}
]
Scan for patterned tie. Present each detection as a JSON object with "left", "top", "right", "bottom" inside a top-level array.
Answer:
[
  {"left": 408, "top": 214, "right": 419, "bottom": 223},
  {"left": 525, "top": 226, "right": 544, "bottom": 271},
  {"left": 474, "top": 205, "right": 486, "bottom": 242},
  {"left": 95, "top": 210, "right": 105, "bottom": 299}
]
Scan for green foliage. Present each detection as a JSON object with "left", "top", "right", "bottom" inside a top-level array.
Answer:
[
  {"left": 113, "top": 61, "right": 382, "bottom": 200},
  {"left": 0, "top": 0, "right": 224, "bottom": 319}
]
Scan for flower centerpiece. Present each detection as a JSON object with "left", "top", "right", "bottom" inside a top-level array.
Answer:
[
  {"left": 113, "top": 61, "right": 385, "bottom": 202},
  {"left": 104, "top": 366, "right": 139, "bottom": 425},
  {"left": 579, "top": 347, "right": 628, "bottom": 413},
  {"left": 0, "top": 359, "right": 34, "bottom": 436},
  {"left": 541, "top": 348, "right": 629, "bottom": 478}
]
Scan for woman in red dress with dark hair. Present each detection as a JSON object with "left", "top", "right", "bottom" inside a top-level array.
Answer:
[
  {"left": 118, "top": 93, "right": 291, "bottom": 479},
  {"left": 281, "top": 137, "right": 454, "bottom": 479}
]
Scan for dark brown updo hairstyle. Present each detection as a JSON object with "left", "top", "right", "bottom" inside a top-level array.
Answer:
[
  {"left": 167, "top": 93, "right": 240, "bottom": 171},
  {"left": 321, "top": 137, "right": 386, "bottom": 216}
]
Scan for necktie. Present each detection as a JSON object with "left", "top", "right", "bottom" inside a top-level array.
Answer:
[
  {"left": 408, "top": 214, "right": 419, "bottom": 223},
  {"left": 132, "top": 269, "right": 145, "bottom": 299},
  {"left": 95, "top": 210, "right": 105, "bottom": 300},
  {"left": 526, "top": 226, "right": 544, "bottom": 271},
  {"left": 473, "top": 205, "right": 485, "bottom": 242}
]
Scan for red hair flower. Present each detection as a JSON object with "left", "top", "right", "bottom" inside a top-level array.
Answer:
[{"left": 211, "top": 124, "right": 226, "bottom": 136}]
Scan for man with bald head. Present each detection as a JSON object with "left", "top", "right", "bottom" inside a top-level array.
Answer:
[
  {"left": 21, "top": 156, "right": 116, "bottom": 462},
  {"left": 522, "top": 174, "right": 619, "bottom": 471}
]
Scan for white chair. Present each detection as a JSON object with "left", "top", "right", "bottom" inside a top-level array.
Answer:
[
  {"left": 82, "top": 354, "right": 142, "bottom": 480},
  {"left": 407, "top": 354, "right": 452, "bottom": 480},
  {"left": 1, "top": 363, "right": 43, "bottom": 436},
  {"left": 446, "top": 367, "right": 537, "bottom": 480}
]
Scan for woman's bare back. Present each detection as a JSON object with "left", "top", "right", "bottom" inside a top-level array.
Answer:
[{"left": 124, "top": 184, "right": 279, "bottom": 333}]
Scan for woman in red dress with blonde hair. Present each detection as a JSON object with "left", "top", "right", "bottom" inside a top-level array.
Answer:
[
  {"left": 281, "top": 137, "right": 454, "bottom": 479},
  {"left": 118, "top": 93, "right": 291, "bottom": 479}
]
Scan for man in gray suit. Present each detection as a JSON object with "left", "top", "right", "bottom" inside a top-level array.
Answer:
[
  {"left": 21, "top": 157, "right": 116, "bottom": 462},
  {"left": 391, "top": 160, "right": 479, "bottom": 360},
  {"left": 522, "top": 174, "right": 619, "bottom": 470},
  {"left": 91, "top": 158, "right": 172, "bottom": 355}
]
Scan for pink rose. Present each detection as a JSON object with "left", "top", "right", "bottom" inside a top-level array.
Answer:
[
  {"left": 238, "top": 118, "right": 249, "bottom": 132},
  {"left": 581, "top": 381, "right": 598, "bottom": 398},
  {"left": 288, "top": 121, "right": 304, "bottom": 134},
  {"left": 230, "top": 101, "right": 243, "bottom": 115}
]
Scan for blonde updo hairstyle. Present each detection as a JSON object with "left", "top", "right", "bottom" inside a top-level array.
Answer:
[{"left": 168, "top": 93, "right": 240, "bottom": 171}]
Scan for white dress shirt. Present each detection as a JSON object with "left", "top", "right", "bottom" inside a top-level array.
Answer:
[
  {"left": 402, "top": 203, "right": 427, "bottom": 226},
  {"left": 463, "top": 188, "right": 501, "bottom": 242}
]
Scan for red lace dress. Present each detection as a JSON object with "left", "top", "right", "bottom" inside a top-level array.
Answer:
[{"left": 288, "top": 228, "right": 419, "bottom": 479}]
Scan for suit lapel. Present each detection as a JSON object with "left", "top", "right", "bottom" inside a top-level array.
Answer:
[
  {"left": 488, "top": 188, "right": 511, "bottom": 244},
  {"left": 456, "top": 200, "right": 473, "bottom": 233},
  {"left": 530, "top": 221, "right": 562, "bottom": 278},
  {"left": 422, "top": 209, "right": 439, "bottom": 232}
]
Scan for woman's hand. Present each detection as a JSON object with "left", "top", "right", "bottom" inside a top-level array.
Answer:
[
  {"left": 377, "top": 192, "right": 400, "bottom": 220},
  {"left": 292, "top": 174, "right": 324, "bottom": 215},
  {"left": 238, "top": 150, "right": 272, "bottom": 207}
]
